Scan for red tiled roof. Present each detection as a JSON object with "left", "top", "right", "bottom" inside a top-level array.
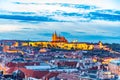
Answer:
[
  {"left": 6, "top": 62, "right": 40, "bottom": 67},
  {"left": 57, "top": 61, "right": 77, "bottom": 67},
  {"left": 45, "top": 72, "right": 59, "bottom": 80},
  {"left": 6, "top": 62, "right": 26, "bottom": 67},
  {"left": 32, "top": 70, "right": 49, "bottom": 79},
  {"left": 6, "top": 62, "right": 16, "bottom": 67},
  {"left": 6, "top": 67, "right": 17, "bottom": 74},
  {"left": 6, "top": 67, "right": 49, "bottom": 79}
]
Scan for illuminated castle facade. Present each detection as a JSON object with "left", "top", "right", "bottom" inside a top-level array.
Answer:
[
  {"left": 52, "top": 32, "right": 68, "bottom": 43},
  {"left": 1, "top": 32, "right": 97, "bottom": 53}
]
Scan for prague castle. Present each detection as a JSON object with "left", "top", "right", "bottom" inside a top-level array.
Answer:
[
  {"left": 20, "top": 32, "right": 94, "bottom": 50},
  {"left": 52, "top": 32, "right": 68, "bottom": 43},
  {"left": 1, "top": 32, "right": 106, "bottom": 54}
]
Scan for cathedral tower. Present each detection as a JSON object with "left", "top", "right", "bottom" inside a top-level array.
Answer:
[
  {"left": 52, "top": 31, "right": 57, "bottom": 42},
  {"left": 51, "top": 31, "right": 68, "bottom": 43}
]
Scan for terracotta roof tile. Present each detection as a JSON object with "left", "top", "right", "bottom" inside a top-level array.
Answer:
[{"left": 6, "top": 67, "right": 49, "bottom": 79}]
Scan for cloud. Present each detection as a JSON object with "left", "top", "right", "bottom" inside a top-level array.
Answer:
[
  {"left": 0, "top": 20, "right": 119, "bottom": 43},
  {"left": 4, "top": 0, "right": 119, "bottom": 9},
  {"left": 0, "top": 14, "right": 57, "bottom": 22},
  {"left": 0, "top": 0, "right": 120, "bottom": 22},
  {"left": 89, "top": 11, "right": 120, "bottom": 21},
  {"left": 0, "top": 2, "right": 120, "bottom": 22},
  {"left": 0, "top": 0, "right": 120, "bottom": 43},
  {"left": 0, "top": 24, "right": 21, "bottom": 32}
]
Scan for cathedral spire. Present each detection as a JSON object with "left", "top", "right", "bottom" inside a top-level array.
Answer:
[
  {"left": 54, "top": 31, "right": 57, "bottom": 36},
  {"left": 53, "top": 31, "right": 57, "bottom": 37},
  {"left": 52, "top": 31, "right": 68, "bottom": 43},
  {"left": 52, "top": 31, "right": 57, "bottom": 42}
]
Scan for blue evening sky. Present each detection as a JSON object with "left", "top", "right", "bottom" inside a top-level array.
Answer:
[{"left": 0, "top": 0, "right": 120, "bottom": 43}]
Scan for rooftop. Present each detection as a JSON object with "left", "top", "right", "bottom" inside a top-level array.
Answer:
[{"left": 110, "top": 59, "right": 120, "bottom": 66}]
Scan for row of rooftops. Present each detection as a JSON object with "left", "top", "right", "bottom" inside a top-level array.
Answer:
[
  {"left": 0, "top": 57, "right": 118, "bottom": 79},
  {"left": 0, "top": 41, "right": 118, "bottom": 80}
]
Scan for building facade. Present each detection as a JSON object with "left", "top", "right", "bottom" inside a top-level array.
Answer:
[
  {"left": 52, "top": 32, "right": 68, "bottom": 43},
  {"left": 108, "top": 60, "right": 120, "bottom": 75}
]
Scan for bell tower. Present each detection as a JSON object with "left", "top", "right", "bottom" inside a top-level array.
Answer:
[
  {"left": 52, "top": 31, "right": 57, "bottom": 42},
  {"left": 98, "top": 41, "right": 103, "bottom": 49}
]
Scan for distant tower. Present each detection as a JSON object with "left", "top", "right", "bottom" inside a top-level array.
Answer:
[
  {"left": 51, "top": 31, "right": 68, "bottom": 43},
  {"left": 98, "top": 41, "right": 103, "bottom": 49},
  {"left": 52, "top": 31, "right": 57, "bottom": 42}
]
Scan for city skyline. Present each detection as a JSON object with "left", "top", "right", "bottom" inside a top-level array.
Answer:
[{"left": 0, "top": 0, "right": 120, "bottom": 43}]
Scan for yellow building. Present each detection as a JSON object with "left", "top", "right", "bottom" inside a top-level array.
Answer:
[
  {"left": 10, "top": 32, "right": 95, "bottom": 50},
  {"left": 58, "top": 42, "right": 94, "bottom": 50},
  {"left": 99, "top": 41, "right": 103, "bottom": 49},
  {"left": 22, "top": 42, "right": 29, "bottom": 46}
]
